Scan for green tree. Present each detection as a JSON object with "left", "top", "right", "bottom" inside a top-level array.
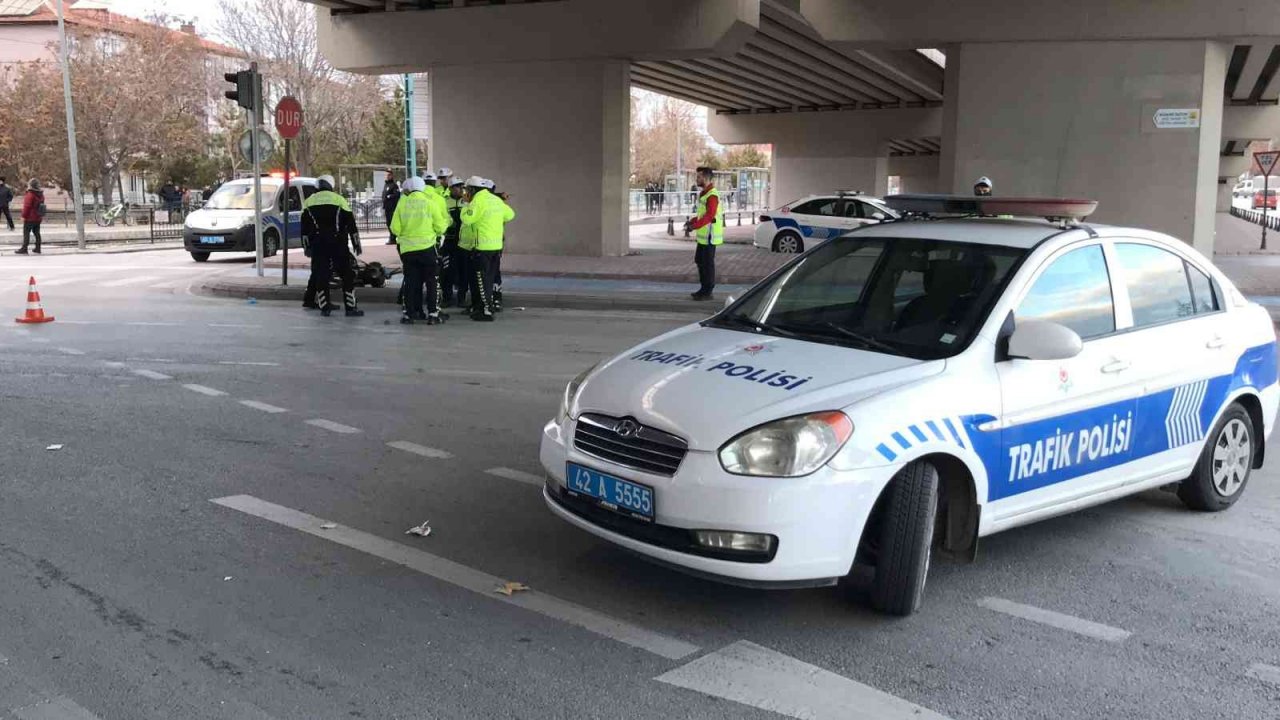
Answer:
[
  {"left": 359, "top": 89, "right": 407, "bottom": 166},
  {"left": 723, "top": 144, "right": 768, "bottom": 169}
]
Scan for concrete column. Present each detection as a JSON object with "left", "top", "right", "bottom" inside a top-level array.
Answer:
[
  {"left": 771, "top": 149, "right": 885, "bottom": 207},
  {"left": 888, "top": 155, "right": 941, "bottom": 194},
  {"left": 940, "top": 40, "right": 1228, "bottom": 253},
  {"left": 430, "top": 59, "right": 629, "bottom": 256},
  {"left": 1217, "top": 181, "right": 1233, "bottom": 212}
]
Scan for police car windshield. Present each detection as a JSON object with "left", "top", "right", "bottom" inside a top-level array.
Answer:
[
  {"left": 714, "top": 236, "right": 1025, "bottom": 360},
  {"left": 205, "top": 180, "right": 282, "bottom": 210}
]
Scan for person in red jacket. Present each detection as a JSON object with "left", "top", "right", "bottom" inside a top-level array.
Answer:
[{"left": 16, "top": 178, "right": 44, "bottom": 255}]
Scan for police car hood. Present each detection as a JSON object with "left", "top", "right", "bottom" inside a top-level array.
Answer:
[
  {"left": 574, "top": 324, "right": 942, "bottom": 451},
  {"left": 186, "top": 207, "right": 251, "bottom": 231}
]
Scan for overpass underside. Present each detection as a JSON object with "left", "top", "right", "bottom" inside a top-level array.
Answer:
[{"left": 303, "top": 0, "right": 1280, "bottom": 256}]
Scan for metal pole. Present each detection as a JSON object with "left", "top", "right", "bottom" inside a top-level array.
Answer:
[
  {"left": 403, "top": 74, "right": 417, "bottom": 177},
  {"left": 282, "top": 138, "right": 290, "bottom": 286},
  {"left": 251, "top": 63, "right": 264, "bottom": 277},
  {"left": 1263, "top": 173, "right": 1269, "bottom": 251},
  {"left": 56, "top": 0, "right": 86, "bottom": 249},
  {"left": 675, "top": 120, "right": 683, "bottom": 215}
]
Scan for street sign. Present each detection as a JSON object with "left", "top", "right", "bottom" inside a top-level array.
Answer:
[
  {"left": 275, "top": 96, "right": 303, "bottom": 140},
  {"left": 1152, "top": 108, "right": 1200, "bottom": 129},
  {"left": 1254, "top": 150, "right": 1280, "bottom": 176},
  {"left": 238, "top": 128, "right": 275, "bottom": 165}
]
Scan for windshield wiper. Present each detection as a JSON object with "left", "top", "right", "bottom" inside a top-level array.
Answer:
[
  {"left": 717, "top": 314, "right": 799, "bottom": 338},
  {"left": 798, "top": 322, "right": 902, "bottom": 354}
]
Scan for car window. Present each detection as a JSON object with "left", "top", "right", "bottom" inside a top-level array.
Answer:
[
  {"left": 284, "top": 187, "right": 303, "bottom": 212},
  {"left": 841, "top": 201, "right": 862, "bottom": 218},
  {"left": 1186, "top": 264, "right": 1218, "bottom": 315},
  {"left": 1113, "top": 243, "right": 1196, "bottom": 327},
  {"left": 792, "top": 199, "right": 839, "bottom": 217},
  {"left": 301, "top": 185, "right": 317, "bottom": 199},
  {"left": 716, "top": 236, "right": 1025, "bottom": 360},
  {"left": 1017, "top": 245, "right": 1115, "bottom": 339}
]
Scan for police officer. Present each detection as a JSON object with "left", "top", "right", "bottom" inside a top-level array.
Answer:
[
  {"left": 436, "top": 168, "right": 454, "bottom": 200},
  {"left": 442, "top": 177, "right": 467, "bottom": 307},
  {"left": 382, "top": 170, "right": 401, "bottom": 245},
  {"left": 683, "top": 166, "right": 723, "bottom": 300},
  {"left": 974, "top": 176, "right": 993, "bottom": 196},
  {"left": 391, "top": 176, "right": 451, "bottom": 325},
  {"left": 487, "top": 179, "right": 514, "bottom": 312},
  {"left": 460, "top": 176, "right": 515, "bottom": 322},
  {"left": 457, "top": 181, "right": 478, "bottom": 314},
  {"left": 302, "top": 174, "right": 364, "bottom": 317}
]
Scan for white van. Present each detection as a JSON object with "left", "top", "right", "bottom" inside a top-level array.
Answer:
[{"left": 183, "top": 176, "right": 318, "bottom": 262}]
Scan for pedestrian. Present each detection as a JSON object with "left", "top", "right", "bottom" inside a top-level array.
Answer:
[
  {"left": 973, "top": 176, "right": 993, "bottom": 196},
  {"left": 0, "top": 177, "right": 15, "bottom": 231},
  {"left": 301, "top": 174, "right": 364, "bottom": 317},
  {"left": 460, "top": 176, "right": 514, "bottom": 322},
  {"left": 391, "top": 176, "right": 450, "bottom": 325},
  {"left": 683, "top": 166, "right": 723, "bottom": 300},
  {"left": 442, "top": 177, "right": 467, "bottom": 308},
  {"left": 15, "top": 178, "right": 44, "bottom": 255},
  {"left": 201, "top": 185, "right": 213, "bottom": 202},
  {"left": 158, "top": 179, "right": 182, "bottom": 213},
  {"left": 381, "top": 170, "right": 400, "bottom": 245}
]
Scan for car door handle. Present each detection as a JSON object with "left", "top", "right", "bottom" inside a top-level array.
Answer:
[
  {"left": 1206, "top": 336, "right": 1225, "bottom": 349},
  {"left": 1101, "top": 359, "right": 1131, "bottom": 374}
]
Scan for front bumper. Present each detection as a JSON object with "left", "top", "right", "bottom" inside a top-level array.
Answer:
[
  {"left": 184, "top": 226, "right": 255, "bottom": 252},
  {"left": 752, "top": 222, "right": 775, "bottom": 249},
  {"left": 540, "top": 416, "right": 893, "bottom": 585}
]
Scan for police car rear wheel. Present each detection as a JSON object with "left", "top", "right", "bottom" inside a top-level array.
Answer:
[
  {"left": 1178, "top": 405, "right": 1253, "bottom": 512},
  {"left": 773, "top": 231, "right": 803, "bottom": 254},
  {"left": 869, "top": 460, "right": 939, "bottom": 616},
  {"left": 190, "top": 251, "right": 209, "bottom": 262},
  {"left": 263, "top": 231, "right": 280, "bottom": 258}
]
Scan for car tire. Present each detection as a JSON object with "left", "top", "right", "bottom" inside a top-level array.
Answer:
[
  {"left": 772, "top": 231, "right": 803, "bottom": 254},
  {"left": 869, "top": 460, "right": 939, "bottom": 616},
  {"left": 1178, "top": 404, "right": 1254, "bottom": 512},
  {"left": 263, "top": 231, "right": 280, "bottom": 258},
  {"left": 190, "top": 251, "right": 210, "bottom": 263}
]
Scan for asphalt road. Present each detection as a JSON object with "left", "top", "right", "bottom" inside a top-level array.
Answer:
[{"left": 0, "top": 248, "right": 1278, "bottom": 719}]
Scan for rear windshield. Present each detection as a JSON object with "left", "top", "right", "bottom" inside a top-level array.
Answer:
[{"left": 710, "top": 235, "right": 1026, "bottom": 360}]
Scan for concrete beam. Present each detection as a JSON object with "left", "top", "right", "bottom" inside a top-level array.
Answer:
[
  {"left": 799, "top": 0, "right": 1280, "bottom": 47},
  {"left": 1222, "top": 104, "right": 1280, "bottom": 142},
  {"left": 314, "top": 0, "right": 760, "bottom": 73},
  {"left": 707, "top": 106, "right": 941, "bottom": 152}
]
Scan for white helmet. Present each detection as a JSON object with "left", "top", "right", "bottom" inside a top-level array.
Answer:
[
  {"left": 974, "top": 176, "right": 992, "bottom": 189},
  {"left": 402, "top": 177, "right": 427, "bottom": 193},
  {"left": 436, "top": 167, "right": 453, "bottom": 178},
  {"left": 449, "top": 177, "right": 465, "bottom": 187},
  {"left": 317, "top": 174, "right": 335, "bottom": 190},
  {"left": 464, "top": 175, "right": 486, "bottom": 188},
  {"left": 480, "top": 178, "right": 496, "bottom": 190},
  {"left": 421, "top": 172, "right": 437, "bottom": 182}
]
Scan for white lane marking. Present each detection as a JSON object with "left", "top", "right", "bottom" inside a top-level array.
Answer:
[
  {"left": 35, "top": 276, "right": 97, "bottom": 288},
  {"left": 485, "top": 467, "right": 544, "bottom": 486},
  {"left": 240, "top": 400, "right": 289, "bottom": 414},
  {"left": 125, "top": 322, "right": 180, "bottom": 327},
  {"left": 217, "top": 361, "right": 280, "bottom": 367},
  {"left": 210, "top": 495, "right": 699, "bottom": 660},
  {"left": 132, "top": 369, "right": 172, "bottom": 380},
  {"left": 1247, "top": 662, "right": 1280, "bottom": 687},
  {"left": 655, "top": 640, "right": 949, "bottom": 720},
  {"left": 13, "top": 695, "right": 103, "bottom": 720},
  {"left": 305, "top": 419, "right": 361, "bottom": 434},
  {"left": 977, "top": 597, "right": 1131, "bottom": 643},
  {"left": 125, "top": 357, "right": 177, "bottom": 363},
  {"left": 182, "top": 384, "right": 227, "bottom": 397},
  {"left": 327, "top": 365, "right": 387, "bottom": 371},
  {"left": 388, "top": 441, "right": 453, "bottom": 459},
  {"left": 208, "top": 323, "right": 263, "bottom": 329},
  {"left": 56, "top": 348, "right": 85, "bottom": 356},
  {"left": 100, "top": 360, "right": 126, "bottom": 368},
  {"left": 98, "top": 275, "right": 163, "bottom": 288}
]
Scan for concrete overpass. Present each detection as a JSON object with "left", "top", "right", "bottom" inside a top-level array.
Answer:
[{"left": 300, "top": 0, "right": 1280, "bottom": 256}]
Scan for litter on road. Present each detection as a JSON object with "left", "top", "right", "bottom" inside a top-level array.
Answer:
[
  {"left": 404, "top": 520, "right": 432, "bottom": 537},
  {"left": 495, "top": 582, "right": 529, "bottom": 596},
  {"left": 45, "top": 444, "right": 63, "bottom": 451},
  {"left": 320, "top": 522, "right": 338, "bottom": 530}
]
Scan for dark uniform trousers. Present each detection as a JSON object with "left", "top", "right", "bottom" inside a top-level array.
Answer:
[
  {"left": 469, "top": 249, "right": 500, "bottom": 316},
  {"left": 401, "top": 248, "right": 441, "bottom": 318},
  {"left": 694, "top": 243, "right": 716, "bottom": 295},
  {"left": 308, "top": 240, "right": 356, "bottom": 311}
]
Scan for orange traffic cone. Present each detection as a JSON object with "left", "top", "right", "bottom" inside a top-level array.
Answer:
[{"left": 15, "top": 276, "right": 54, "bottom": 324}]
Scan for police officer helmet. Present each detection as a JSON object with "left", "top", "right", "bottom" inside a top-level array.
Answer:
[
  {"left": 317, "top": 174, "right": 335, "bottom": 191},
  {"left": 402, "top": 177, "right": 427, "bottom": 194},
  {"left": 973, "top": 176, "right": 993, "bottom": 196},
  {"left": 449, "top": 177, "right": 466, "bottom": 188},
  {"left": 464, "top": 175, "right": 486, "bottom": 189},
  {"left": 437, "top": 167, "right": 453, "bottom": 178}
]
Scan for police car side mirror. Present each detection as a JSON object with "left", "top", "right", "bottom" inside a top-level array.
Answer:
[
  {"left": 871, "top": 212, "right": 887, "bottom": 221},
  {"left": 1007, "top": 320, "right": 1083, "bottom": 361},
  {"left": 724, "top": 295, "right": 735, "bottom": 309}
]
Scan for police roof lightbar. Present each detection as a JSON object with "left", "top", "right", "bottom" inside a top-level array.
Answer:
[{"left": 883, "top": 194, "right": 1098, "bottom": 223}]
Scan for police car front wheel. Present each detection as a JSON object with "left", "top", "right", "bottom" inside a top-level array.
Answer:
[
  {"left": 773, "top": 231, "right": 803, "bottom": 254},
  {"left": 865, "top": 460, "right": 939, "bottom": 616},
  {"left": 1179, "top": 404, "right": 1255, "bottom": 512}
]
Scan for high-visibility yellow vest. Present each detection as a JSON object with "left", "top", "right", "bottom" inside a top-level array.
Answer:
[
  {"left": 695, "top": 187, "right": 723, "bottom": 246},
  {"left": 390, "top": 191, "right": 437, "bottom": 253},
  {"left": 460, "top": 189, "right": 515, "bottom": 252}
]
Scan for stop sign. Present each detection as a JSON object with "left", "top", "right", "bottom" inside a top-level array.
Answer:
[{"left": 275, "top": 96, "right": 303, "bottom": 140}]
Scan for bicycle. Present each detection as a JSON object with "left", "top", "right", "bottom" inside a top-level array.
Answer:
[{"left": 94, "top": 201, "right": 137, "bottom": 227}]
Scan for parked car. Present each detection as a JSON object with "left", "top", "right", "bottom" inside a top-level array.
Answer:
[
  {"left": 183, "top": 176, "right": 317, "bottom": 262},
  {"left": 754, "top": 192, "right": 898, "bottom": 253},
  {"left": 1252, "top": 188, "right": 1278, "bottom": 210}
]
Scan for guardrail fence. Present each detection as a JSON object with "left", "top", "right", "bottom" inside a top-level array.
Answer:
[{"left": 1231, "top": 205, "right": 1280, "bottom": 231}]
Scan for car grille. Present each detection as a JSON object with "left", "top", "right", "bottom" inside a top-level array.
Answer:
[{"left": 573, "top": 413, "right": 688, "bottom": 476}]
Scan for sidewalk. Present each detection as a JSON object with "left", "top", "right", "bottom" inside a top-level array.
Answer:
[{"left": 0, "top": 224, "right": 161, "bottom": 246}]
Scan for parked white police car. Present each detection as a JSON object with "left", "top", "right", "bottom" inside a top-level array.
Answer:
[
  {"left": 754, "top": 192, "right": 898, "bottom": 253},
  {"left": 541, "top": 194, "right": 1278, "bottom": 615}
]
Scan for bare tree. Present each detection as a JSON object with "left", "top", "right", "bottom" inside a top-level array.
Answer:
[{"left": 630, "top": 94, "right": 712, "bottom": 186}]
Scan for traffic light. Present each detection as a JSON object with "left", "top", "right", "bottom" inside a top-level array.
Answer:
[{"left": 224, "top": 69, "right": 254, "bottom": 111}]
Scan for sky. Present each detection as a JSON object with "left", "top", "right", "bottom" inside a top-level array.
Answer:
[{"left": 90, "top": 0, "right": 228, "bottom": 36}]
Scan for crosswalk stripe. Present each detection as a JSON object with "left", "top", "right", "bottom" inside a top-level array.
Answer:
[
  {"left": 977, "top": 596, "right": 1131, "bottom": 642},
  {"left": 655, "top": 640, "right": 950, "bottom": 720},
  {"left": 485, "top": 467, "right": 544, "bottom": 486},
  {"left": 97, "top": 275, "right": 163, "bottom": 288}
]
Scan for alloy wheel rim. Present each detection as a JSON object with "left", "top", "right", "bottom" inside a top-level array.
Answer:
[{"left": 1211, "top": 418, "right": 1250, "bottom": 497}]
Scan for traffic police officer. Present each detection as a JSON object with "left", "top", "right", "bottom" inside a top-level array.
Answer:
[
  {"left": 436, "top": 168, "right": 454, "bottom": 200},
  {"left": 442, "top": 177, "right": 467, "bottom": 307},
  {"left": 391, "top": 176, "right": 451, "bottom": 325},
  {"left": 302, "top": 174, "right": 364, "bottom": 317},
  {"left": 460, "top": 176, "right": 515, "bottom": 322},
  {"left": 683, "top": 166, "right": 723, "bottom": 300}
]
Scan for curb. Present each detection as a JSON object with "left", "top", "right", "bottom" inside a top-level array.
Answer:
[
  {"left": 2, "top": 242, "right": 184, "bottom": 255},
  {"left": 197, "top": 281, "right": 718, "bottom": 315}
]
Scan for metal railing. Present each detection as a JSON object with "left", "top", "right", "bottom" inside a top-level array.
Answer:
[
  {"left": 1230, "top": 205, "right": 1280, "bottom": 231},
  {"left": 629, "top": 190, "right": 768, "bottom": 221}
]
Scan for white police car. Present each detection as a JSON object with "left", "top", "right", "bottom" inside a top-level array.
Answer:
[
  {"left": 541, "top": 194, "right": 1279, "bottom": 615},
  {"left": 754, "top": 192, "right": 897, "bottom": 253}
]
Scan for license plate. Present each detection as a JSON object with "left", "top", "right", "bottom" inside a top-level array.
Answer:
[
  {"left": 198, "top": 236, "right": 223, "bottom": 245},
  {"left": 565, "top": 462, "right": 654, "bottom": 522}
]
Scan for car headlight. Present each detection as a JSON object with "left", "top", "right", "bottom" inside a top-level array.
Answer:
[
  {"left": 719, "top": 411, "right": 853, "bottom": 477},
  {"left": 559, "top": 362, "right": 599, "bottom": 421}
]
